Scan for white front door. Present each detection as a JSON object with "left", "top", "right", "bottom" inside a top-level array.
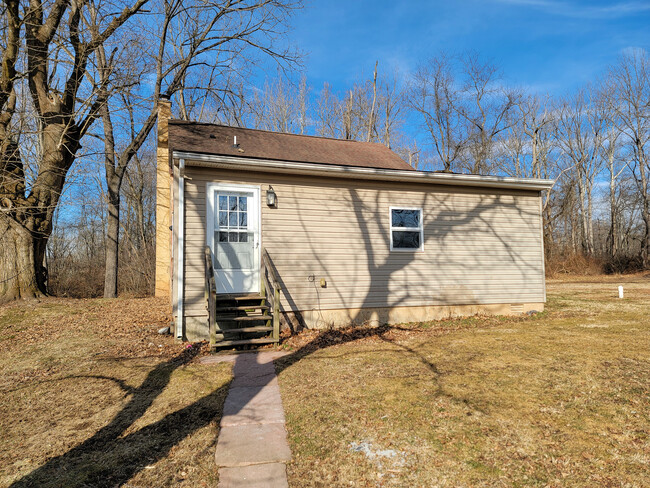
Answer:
[{"left": 206, "top": 183, "right": 260, "bottom": 294}]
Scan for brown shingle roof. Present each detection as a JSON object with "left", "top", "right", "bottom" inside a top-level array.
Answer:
[{"left": 168, "top": 121, "right": 414, "bottom": 171}]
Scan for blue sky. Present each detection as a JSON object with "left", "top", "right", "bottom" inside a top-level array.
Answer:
[{"left": 289, "top": 0, "right": 650, "bottom": 95}]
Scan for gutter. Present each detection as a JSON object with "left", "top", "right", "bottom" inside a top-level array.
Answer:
[{"left": 172, "top": 151, "right": 555, "bottom": 191}]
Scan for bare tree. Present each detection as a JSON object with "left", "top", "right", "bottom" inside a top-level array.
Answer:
[
  {"left": 599, "top": 82, "right": 626, "bottom": 260},
  {"left": 0, "top": 0, "right": 148, "bottom": 301},
  {"left": 408, "top": 53, "right": 519, "bottom": 174},
  {"left": 95, "top": 0, "right": 302, "bottom": 298},
  {"left": 519, "top": 94, "right": 555, "bottom": 178},
  {"left": 555, "top": 88, "right": 606, "bottom": 256},
  {"left": 379, "top": 69, "right": 404, "bottom": 149},
  {"left": 605, "top": 50, "right": 650, "bottom": 267},
  {"left": 315, "top": 83, "right": 339, "bottom": 138},
  {"left": 458, "top": 53, "right": 520, "bottom": 175},
  {"left": 394, "top": 137, "right": 422, "bottom": 169},
  {"left": 314, "top": 66, "right": 404, "bottom": 147},
  {"left": 249, "top": 75, "right": 309, "bottom": 133},
  {"left": 407, "top": 54, "right": 464, "bottom": 171},
  {"left": 367, "top": 61, "right": 378, "bottom": 142}
]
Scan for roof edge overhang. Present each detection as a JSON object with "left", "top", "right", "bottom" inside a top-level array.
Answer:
[{"left": 173, "top": 151, "right": 555, "bottom": 192}]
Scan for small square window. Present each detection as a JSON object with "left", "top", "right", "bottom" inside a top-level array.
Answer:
[{"left": 390, "top": 207, "right": 423, "bottom": 251}]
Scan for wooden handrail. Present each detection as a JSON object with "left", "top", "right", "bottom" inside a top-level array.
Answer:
[
  {"left": 204, "top": 246, "right": 217, "bottom": 346},
  {"left": 262, "top": 248, "right": 281, "bottom": 291},
  {"left": 261, "top": 248, "right": 281, "bottom": 341}
]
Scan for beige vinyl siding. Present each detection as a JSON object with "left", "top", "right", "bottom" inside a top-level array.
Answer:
[{"left": 181, "top": 165, "right": 545, "bottom": 321}]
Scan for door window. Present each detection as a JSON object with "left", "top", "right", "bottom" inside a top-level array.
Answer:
[{"left": 215, "top": 192, "right": 254, "bottom": 269}]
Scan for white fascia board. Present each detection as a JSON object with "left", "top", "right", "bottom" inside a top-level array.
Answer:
[{"left": 172, "top": 151, "right": 555, "bottom": 191}]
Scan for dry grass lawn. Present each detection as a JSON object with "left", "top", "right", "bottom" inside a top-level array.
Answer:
[
  {"left": 0, "top": 298, "right": 231, "bottom": 488},
  {"left": 276, "top": 275, "right": 650, "bottom": 487},
  {"left": 0, "top": 275, "right": 648, "bottom": 487}
]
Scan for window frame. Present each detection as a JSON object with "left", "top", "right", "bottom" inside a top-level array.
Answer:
[{"left": 389, "top": 206, "right": 424, "bottom": 252}]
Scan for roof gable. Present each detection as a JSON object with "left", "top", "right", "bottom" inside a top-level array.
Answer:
[{"left": 168, "top": 121, "right": 414, "bottom": 171}]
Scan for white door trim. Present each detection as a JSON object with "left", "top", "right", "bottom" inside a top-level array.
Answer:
[{"left": 206, "top": 182, "right": 261, "bottom": 294}]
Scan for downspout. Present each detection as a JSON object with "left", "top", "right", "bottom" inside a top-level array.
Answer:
[{"left": 176, "top": 158, "right": 185, "bottom": 340}]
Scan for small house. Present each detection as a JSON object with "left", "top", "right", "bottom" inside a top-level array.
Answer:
[{"left": 155, "top": 100, "right": 553, "bottom": 345}]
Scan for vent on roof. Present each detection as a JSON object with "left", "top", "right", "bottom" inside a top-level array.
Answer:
[{"left": 232, "top": 136, "right": 239, "bottom": 148}]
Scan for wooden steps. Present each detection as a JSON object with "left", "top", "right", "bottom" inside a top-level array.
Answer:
[
  {"left": 220, "top": 326, "right": 273, "bottom": 334},
  {"left": 231, "top": 315, "right": 269, "bottom": 322},
  {"left": 211, "top": 291, "right": 277, "bottom": 350},
  {"left": 216, "top": 305, "right": 270, "bottom": 313},
  {"left": 216, "top": 294, "right": 264, "bottom": 302},
  {"left": 205, "top": 247, "right": 281, "bottom": 351},
  {"left": 213, "top": 337, "right": 278, "bottom": 347}
]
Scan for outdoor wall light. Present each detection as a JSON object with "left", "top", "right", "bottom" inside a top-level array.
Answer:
[{"left": 266, "top": 186, "right": 277, "bottom": 207}]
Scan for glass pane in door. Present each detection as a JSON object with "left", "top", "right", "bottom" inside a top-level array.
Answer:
[{"left": 214, "top": 191, "right": 254, "bottom": 270}]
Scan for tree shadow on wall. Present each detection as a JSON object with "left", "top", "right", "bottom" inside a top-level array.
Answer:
[
  {"left": 288, "top": 184, "right": 541, "bottom": 328},
  {"left": 343, "top": 187, "right": 542, "bottom": 324}
]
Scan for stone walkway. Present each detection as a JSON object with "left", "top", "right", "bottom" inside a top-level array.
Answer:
[{"left": 200, "top": 351, "right": 291, "bottom": 487}]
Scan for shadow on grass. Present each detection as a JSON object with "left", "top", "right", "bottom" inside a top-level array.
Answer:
[
  {"left": 10, "top": 346, "right": 230, "bottom": 488},
  {"left": 13, "top": 322, "right": 480, "bottom": 487},
  {"left": 275, "top": 323, "right": 487, "bottom": 415}
]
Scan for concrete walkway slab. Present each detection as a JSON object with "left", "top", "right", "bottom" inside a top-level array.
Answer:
[
  {"left": 218, "top": 463, "right": 289, "bottom": 488},
  {"left": 231, "top": 365, "right": 277, "bottom": 387},
  {"left": 209, "top": 351, "right": 292, "bottom": 486},
  {"left": 231, "top": 372, "right": 279, "bottom": 388},
  {"left": 216, "top": 423, "right": 291, "bottom": 467},
  {"left": 222, "top": 384, "right": 285, "bottom": 426}
]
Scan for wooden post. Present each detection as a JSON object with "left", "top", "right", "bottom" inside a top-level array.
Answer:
[
  {"left": 209, "top": 297, "right": 216, "bottom": 348},
  {"left": 205, "top": 246, "right": 218, "bottom": 349},
  {"left": 273, "top": 285, "right": 280, "bottom": 341},
  {"left": 261, "top": 271, "right": 272, "bottom": 329}
]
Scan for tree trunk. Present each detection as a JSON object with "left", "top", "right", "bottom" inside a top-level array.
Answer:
[
  {"left": 1, "top": 121, "right": 76, "bottom": 301},
  {"left": 103, "top": 177, "right": 121, "bottom": 298},
  {"left": 586, "top": 180, "right": 595, "bottom": 255},
  {"left": 367, "top": 60, "right": 378, "bottom": 142},
  {"left": 135, "top": 194, "right": 146, "bottom": 248},
  {"left": 642, "top": 198, "right": 650, "bottom": 269},
  {"left": 637, "top": 146, "right": 650, "bottom": 269},
  {"left": 577, "top": 175, "right": 591, "bottom": 255},
  {"left": 0, "top": 217, "right": 47, "bottom": 301},
  {"left": 608, "top": 161, "right": 619, "bottom": 259}
]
